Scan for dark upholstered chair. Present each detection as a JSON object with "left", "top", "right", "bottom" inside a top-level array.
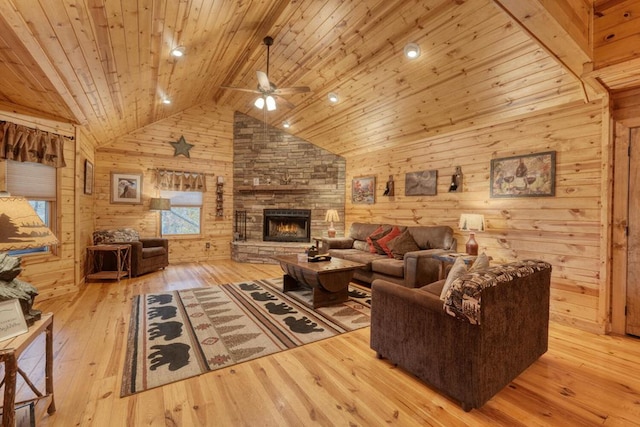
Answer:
[
  {"left": 370, "top": 260, "right": 552, "bottom": 411},
  {"left": 92, "top": 228, "right": 168, "bottom": 277}
]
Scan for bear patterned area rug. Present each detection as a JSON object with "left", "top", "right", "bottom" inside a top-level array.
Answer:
[{"left": 120, "top": 277, "right": 371, "bottom": 396}]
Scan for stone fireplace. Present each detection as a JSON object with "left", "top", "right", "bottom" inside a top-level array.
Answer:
[
  {"left": 232, "top": 112, "right": 346, "bottom": 263},
  {"left": 263, "top": 209, "right": 311, "bottom": 242}
]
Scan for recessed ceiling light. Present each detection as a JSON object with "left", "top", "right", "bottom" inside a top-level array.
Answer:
[
  {"left": 283, "top": 121, "right": 291, "bottom": 128},
  {"left": 171, "top": 46, "right": 185, "bottom": 57},
  {"left": 404, "top": 43, "right": 420, "bottom": 59},
  {"left": 162, "top": 98, "right": 171, "bottom": 105},
  {"left": 328, "top": 92, "right": 339, "bottom": 104}
]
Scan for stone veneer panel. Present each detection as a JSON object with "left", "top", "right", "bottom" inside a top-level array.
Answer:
[{"left": 233, "top": 112, "right": 345, "bottom": 261}]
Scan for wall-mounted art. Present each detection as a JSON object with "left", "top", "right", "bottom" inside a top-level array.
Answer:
[
  {"left": 111, "top": 172, "right": 143, "bottom": 204},
  {"left": 405, "top": 170, "right": 437, "bottom": 196},
  {"left": 490, "top": 151, "right": 556, "bottom": 198},
  {"left": 84, "top": 160, "right": 94, "bottom": 195},
  {"left": 352, "top": 176, "right": 375, "bottom": 204}
]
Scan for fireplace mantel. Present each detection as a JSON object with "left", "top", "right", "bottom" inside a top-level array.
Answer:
[{"left": 236, "top": 184, "right": 339, "bottom": 192}]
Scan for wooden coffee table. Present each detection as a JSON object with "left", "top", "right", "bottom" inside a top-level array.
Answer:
[{"left": 273, "top": 255, "right": 365, "bottom": 308}]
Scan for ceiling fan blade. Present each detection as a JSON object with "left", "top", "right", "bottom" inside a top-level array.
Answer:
[
  {"left": 221, "top": 86, "right": 262, "bottom": 94},
  {"left": 256, "top": 71, "right": 271, "bottom": 92},
  {"left": 274, "top": 95, "right": 296, "bottom": 110},
  {"left": 272, "top": 86, "right": 311, "bottom": 95}
]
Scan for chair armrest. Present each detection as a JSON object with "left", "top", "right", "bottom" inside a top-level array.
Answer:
[
  {"left": 372, "top": 279, "right": 444, "bottom": 313},
  {"left": 403, "top": 249, "right": 453, "bottom": 287}
]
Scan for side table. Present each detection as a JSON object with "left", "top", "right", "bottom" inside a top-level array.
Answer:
[
  {"left": 86, "top": 244, "right": 132, "bottom": 281},
  {"left": 0, "top": 313, "right": 55, "bottom": 427}
]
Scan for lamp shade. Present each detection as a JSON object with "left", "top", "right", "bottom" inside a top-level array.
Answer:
[
  {"left": 325, "top": 209, "right": 340, "bottom": 222},
  {"left": 0, "top": 195, "right": 58, "bottom": 251},
  {"left": 458, "top": 213, "right": 485, "bottom": 232},
  {"left": 149, "top": 197, "right": 171, "bottom": 211}
]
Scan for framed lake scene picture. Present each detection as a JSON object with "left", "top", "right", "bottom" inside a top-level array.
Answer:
[{"left": 490, "top": 151, "right": 555, "bottom": 198}]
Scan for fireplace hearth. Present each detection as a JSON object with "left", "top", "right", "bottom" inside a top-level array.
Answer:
[{"left": 263, "top": 209, "right": 311, "bottom": 242}]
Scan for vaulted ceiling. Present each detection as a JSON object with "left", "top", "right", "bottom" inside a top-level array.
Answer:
[{"left": 0, "top": 0, "right": 637, "bottom": 156}]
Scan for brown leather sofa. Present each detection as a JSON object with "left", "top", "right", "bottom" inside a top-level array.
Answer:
[
  {"left": 370, "top": 260, "right": 552, "bottom": 411},
  {"left": 92, "top": 228, "right": 169, "bottom": 277},
  {"left": 322, "top": 222, "right": 456, "bottom": 287}
]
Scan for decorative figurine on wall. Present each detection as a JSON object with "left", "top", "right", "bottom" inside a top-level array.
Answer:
[
  {"left": 170, "top": 135, "right": 194, "bottom": 158},
  {"left": 449, "top": 166, "right": 463, "bottom": 192}
]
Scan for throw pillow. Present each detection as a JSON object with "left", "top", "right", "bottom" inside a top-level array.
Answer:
[
  {"left": 469, "top": 252, "right": 490, "bottom": 271},
  {"left": 387, "top": 229, "right": 420, "bottom": 260},
  {"left": 376, "top": 226, "right": 403, "bottom": 258},
  {"left": 366, "top": 226, "right": 390, "bottom": 254},
  {"left": 440, "top": 256, "right": 468, "bottom": 301}
]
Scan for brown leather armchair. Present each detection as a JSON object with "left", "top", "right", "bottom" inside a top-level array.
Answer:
[{"left": 92, "top": 228, "right": 168, "bottom": 277}]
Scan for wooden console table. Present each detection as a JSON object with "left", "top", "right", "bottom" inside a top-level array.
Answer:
[
  {"left": 86, "top": 244, "right": 131, "bottom": 281},
  {"left": 0, "top": 312, "right": 55, "bottom": 427}
]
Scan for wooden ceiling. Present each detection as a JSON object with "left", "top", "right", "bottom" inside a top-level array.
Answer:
[{"left": 0, "top": 0, "right": 636, "bottom": 156}]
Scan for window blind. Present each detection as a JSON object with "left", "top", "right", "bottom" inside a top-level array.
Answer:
[
  {"left": 160, "top": 190, "right": 203, "bottom": 206},
  {"left": 6, "top": 160, "right": 56, "bottom": 199}
]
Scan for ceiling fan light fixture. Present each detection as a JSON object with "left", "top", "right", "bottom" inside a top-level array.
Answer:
[
  {"left": 171, "top": 46, "right": 185, "bottom": 57},
  {"left": 265, "top": 95, "right": 276, "bottom": 111},
  {"left": 328, "top": 92, "right": 339, "bottom": 104},
  {"left": 254, "top": 97, "right": 265, "bottom": 109},
  {"left": 404, "top": 43, "right": 421, "bottom": 59}
]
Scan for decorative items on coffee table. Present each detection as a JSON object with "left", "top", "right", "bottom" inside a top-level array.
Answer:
[{"left": 458, "top": 213, "right": 485, "bottom": 255}]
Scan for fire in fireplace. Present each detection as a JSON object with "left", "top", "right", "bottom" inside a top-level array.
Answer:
[{"left": 263, "top": 209, "right": 311, "bottom": 242}]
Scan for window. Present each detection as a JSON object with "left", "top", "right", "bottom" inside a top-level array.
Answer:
[
  {"left": 160, "top": 190, "right": 202, "bottom": 236},
  {"left": 6, "top": 160, "right": 57, "bottom": 255}
]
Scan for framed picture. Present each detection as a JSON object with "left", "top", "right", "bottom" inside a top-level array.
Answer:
[
  {"left": 352, "top": 176, "right": 375, "bottom": 204},
  {"left": 490, "top": 151, "right": 556, "bottom": 198},
  {"left": 111, "top": 172, "right": 143, "bottom": 204},
  {"left": 0, "top": 299, "right": 28, "bottom": 341},
  {"left": 405, "top": 170, "right": 437, "bottom": 196},
  {"left": 84, "top": 160, "right": 94, "bottom": 195}
]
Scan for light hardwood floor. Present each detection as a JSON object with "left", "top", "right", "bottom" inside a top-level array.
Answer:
[{"left": 13, "top": 260, "right": 640, "bottom": 426}]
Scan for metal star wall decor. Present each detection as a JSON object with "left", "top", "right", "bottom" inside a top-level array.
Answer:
[{"left": 170, "top": 135, "right": 194, "bottom": 158}]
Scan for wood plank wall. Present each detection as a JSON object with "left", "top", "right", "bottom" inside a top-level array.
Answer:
[
  {"left": 344, "top": 100, "right": 607, "bottom": 333},
  {"left": 94, "top": 103, "right": 235, "bottom": 264},
  {"left": 0, "top": 110, "right": 79, "bottom": 300},
  {"left": 76, "top": 126, "right": 96, "bottom": 285}
]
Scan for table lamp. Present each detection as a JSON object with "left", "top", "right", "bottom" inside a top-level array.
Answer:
[
  {"left": 458, "top": 213, "right": 485, "bottom": 256},
  {"left": 0, "top": 193, "right": 58, "bottom": 325},
  {"left": 325, "top": 209, "right": 340, "bottom": 238}
]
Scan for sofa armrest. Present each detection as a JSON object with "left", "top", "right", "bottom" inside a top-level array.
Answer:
[
  {"left": 372, "top": 279, "right": 444, "bottom": 313},
  {"left": 403, "top": 249, "right": 452, "bottom": 287},
  {"left": 321, "top": 237, "right": 354, "bottom": 249}
]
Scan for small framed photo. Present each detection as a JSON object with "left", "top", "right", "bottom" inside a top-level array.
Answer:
[
  {"left": 490, "top": 151, "right": 556, "bottom": 198},
  {"left": 111, "top": 172, "right": 143, "bottom": 204},
  {"left": 0, "top": 299, "right": 28, "bottom": 341},
  {"left": 84, "top": 160, "right": 94, "bottom": 195},
  {"left": 405, "top": 170, "right": 437, "bottom": 196},
  {"left": 352, "top": 176, "right": 375, "bottom": 204}
]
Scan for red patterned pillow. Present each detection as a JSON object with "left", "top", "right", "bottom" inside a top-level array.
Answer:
[
  {"left": 376, "top": 226, "right": 403, "bottom": 258},
  {"left": 366, "top": 226, "right": 386, "bottom": 253}
]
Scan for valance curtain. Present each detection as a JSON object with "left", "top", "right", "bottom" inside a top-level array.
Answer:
[
  {"left": 155, "top": 169, "right": 207, "bottom": 192},
  {"left": 0, "top": 121, "right": 67, "bottom": 168}
]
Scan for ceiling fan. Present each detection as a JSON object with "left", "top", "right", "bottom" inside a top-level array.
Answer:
[{"left": 222, "top": 36, "right": 310, "bottom": 111}]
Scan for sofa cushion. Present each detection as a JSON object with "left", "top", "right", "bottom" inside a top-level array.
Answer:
[
  {"left": 371, "top": 258, "right": 404, "bottom": 278},
  {"left": 408, "top": 225, "right": 454, "bottom": 250},
  {"left": 443, "top": 260, "right": 552, "bottom": 324},
  {"left": 377, "top": 226, "right": 403, "bottom": 257},
  {"left": 142, "top": 247, "right": 167, "bottom": 259},
  {"left": 439, "top": 256, "right": 468, "bottom": 300},
  {"left": 386, "top": 229, "right": 420, "bottom": 260},
  {"left": 340, "top": 251, "right": 382, "bottom": 271},
  {"left": 349, "top": 223, "right": 384, "bottom": 241},
  {"left": 93, "top": 228, "right": 140, "bottom": 245},
  {"left": 366, "top": 226, "right": 391, "bottom": 254}
]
